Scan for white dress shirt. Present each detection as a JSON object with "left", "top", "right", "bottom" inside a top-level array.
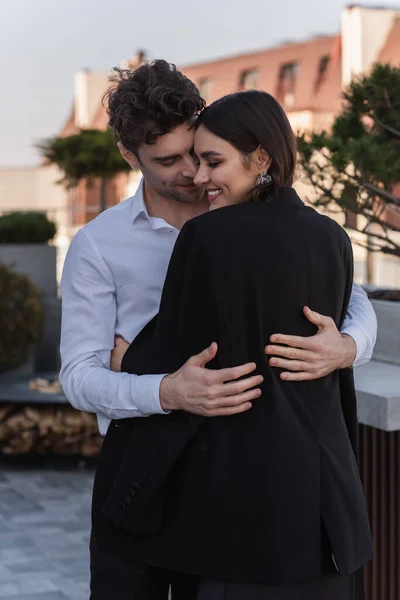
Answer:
[{"left": 60, "top": 180, "right": 377, "bottom": 435}]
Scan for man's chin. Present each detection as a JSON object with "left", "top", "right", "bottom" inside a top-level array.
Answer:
[{"left": 172, "top": 189, "right": 204, "bottom": 204}]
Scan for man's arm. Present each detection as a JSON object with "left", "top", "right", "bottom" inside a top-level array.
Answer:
[
  {"left": 341, "top": 282, "right": 377, "bottom": 368},
  {"left": 264, "top": 282, "right": 377, "bottom": 381},
  {"left": 60, "top": 228, "right": 166, "bottom": 428},
  {"left": 111, "top": 336, "right": 261, "bottom": 417}
]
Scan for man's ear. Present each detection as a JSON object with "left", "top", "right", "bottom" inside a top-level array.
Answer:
[{"left": 118, "top": 142, "right": 140, "bottom": 170}]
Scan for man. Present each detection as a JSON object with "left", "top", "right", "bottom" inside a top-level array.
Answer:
[{"left": 60, "top": 60, "right": 377, "bottom": 599}]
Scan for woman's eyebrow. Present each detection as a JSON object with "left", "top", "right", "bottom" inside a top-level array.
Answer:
[{"left": 200, "top": 151, "right": 222, "bottom": 158}]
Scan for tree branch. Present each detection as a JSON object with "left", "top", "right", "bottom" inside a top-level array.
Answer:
[{"left": 372, "top": 117, "right": 400, "bottom": 139}]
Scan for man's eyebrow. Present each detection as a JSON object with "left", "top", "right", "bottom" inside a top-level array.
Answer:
[{"left": 152, "top": 154, "right": 182, "bottom": 163}]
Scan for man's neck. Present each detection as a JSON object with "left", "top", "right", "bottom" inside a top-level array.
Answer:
[{"left": 143, "top": 181, "right": 208, "bottom": 230}]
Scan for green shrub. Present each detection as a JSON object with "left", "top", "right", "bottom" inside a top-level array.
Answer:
[
  {"left": 0, "top": 264, "right": 44, "bottom": 371},
  {"left": 0, "top": 212, "right": 56, "bottom": 244}
]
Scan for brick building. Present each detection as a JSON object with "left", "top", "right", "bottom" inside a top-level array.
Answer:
[
  {"left": 1, "top": 4, "right": 399, "bottom": 284},
  {"left": 62, "top": 5, "right": 399, "bottom": 230}
]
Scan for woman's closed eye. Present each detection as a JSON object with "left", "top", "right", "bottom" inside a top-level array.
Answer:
[
  {"left": 191, "top": 151, "right": 200, "bottom": 166},
  {"left": 207, "top": 161, "right": 222, "bottom": 168}
]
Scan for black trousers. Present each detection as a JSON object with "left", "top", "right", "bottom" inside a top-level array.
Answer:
[
  {"left": 90, "top": 536, "right": 198, "bottom": 600},
  {"left": 196, "top": 573, "right": 360, "bottom": 600}
]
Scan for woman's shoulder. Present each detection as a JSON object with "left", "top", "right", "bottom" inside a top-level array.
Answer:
[
  {"left": 188, "top": 203, "right": 256, "bottom": 229},
  {"left": 312, "top": 210, "right": 352, "bottom": 241},
  {"left": 185, "top": 192, "right": 351, "bottom": 247}
]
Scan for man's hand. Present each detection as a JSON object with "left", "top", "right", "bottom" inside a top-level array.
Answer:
[
  {"left": 160, "top": 342, "right": 263, "bottom": 416},
  {"left": 110, "top": 336, "right": 130, "bottom": 372},
  {"left": 265, "top": 306, "right": 357, "bottom": 381}
]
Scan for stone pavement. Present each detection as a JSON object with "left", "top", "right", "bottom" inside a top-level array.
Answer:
[{"left": 0, "top": 457, "right": 95, "bottom": 600}]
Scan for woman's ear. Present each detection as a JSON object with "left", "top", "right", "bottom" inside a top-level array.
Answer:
[
  {"left": 255, "top": 146, "right": 272, "bottom": 173},
  {"left": 118, "top": 142, "right": 140, "bottom": 170}
]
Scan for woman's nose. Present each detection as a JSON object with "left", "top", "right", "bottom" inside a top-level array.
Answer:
[
  {"left": 182, "top": 156, "right": 198, "bottom": 179},
  {"left": 193, "top": 165, "right": 210, "bottom": 187}
]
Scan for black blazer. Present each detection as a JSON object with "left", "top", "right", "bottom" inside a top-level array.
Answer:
[{"left": 94, "top": 187, "right": 373, "bottom": 585}]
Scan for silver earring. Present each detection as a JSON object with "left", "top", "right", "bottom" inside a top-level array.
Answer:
[{"left": 256, "top": 172, "right": 272, "bottom": 186}]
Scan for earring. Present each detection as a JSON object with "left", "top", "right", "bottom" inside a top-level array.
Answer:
[{"left": 256, "top": 172, "right": 272, "bottom": 186}]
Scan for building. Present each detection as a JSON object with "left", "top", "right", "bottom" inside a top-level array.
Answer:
[{"left": 0, "top": 5, "right": 399, "bottom": 284}]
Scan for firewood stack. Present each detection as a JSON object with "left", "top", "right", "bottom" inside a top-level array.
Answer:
[{"left": 0, "top": 404, "right": 103, "bottom": 456}]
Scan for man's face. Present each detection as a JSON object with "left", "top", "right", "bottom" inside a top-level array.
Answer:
[{"left": 134, "top": 122, "right": 205, "bottom": 204}]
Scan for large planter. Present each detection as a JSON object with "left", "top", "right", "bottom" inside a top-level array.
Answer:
[
  {"left": 370, "top": 299, "right": 400, "bottom": 365},
  {"left": 0, "top": 244, "right": 61, "bottom": 372},
  {"left": 0, "top": 244, "right": 57, "bottom": 296}
]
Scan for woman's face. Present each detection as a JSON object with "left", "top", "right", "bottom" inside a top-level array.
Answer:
[{"left": 193, "top": 125, "right": 259, "bottom": 210}]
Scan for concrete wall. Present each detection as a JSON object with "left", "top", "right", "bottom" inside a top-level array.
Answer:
[{"left": 0, "top": 164, "right": 67, "bottom": 213}]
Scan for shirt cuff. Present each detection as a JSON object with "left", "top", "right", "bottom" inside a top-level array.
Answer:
[
  {"left": 134, "top": 373, "right": 170, "bottom": 416},
  {"left": 340, "top": 324, "right": 371, "bottom": 369}
]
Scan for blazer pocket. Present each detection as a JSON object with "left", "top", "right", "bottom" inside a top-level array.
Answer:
[
  {"left": 102, "top": 421, "right": 164, "bottom": 535},
  {"left": 92, "top": 420, "right": 133, "bottom": 521},
  {"left": 102, "top": 412, "right": 205, "bottom": 536}
]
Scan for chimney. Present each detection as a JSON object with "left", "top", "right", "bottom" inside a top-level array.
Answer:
[
  {"left": 121, "top": 49, "right": 148, "bottom": 71},
  {"left": 137, "top": 49, "right": 146, "bottom": 65},
  {"left": 74, "top": 69, "right": 110, "bottom": 129},
  {"left": 341, "top": 5, "right": 398, "bottom": 86}
]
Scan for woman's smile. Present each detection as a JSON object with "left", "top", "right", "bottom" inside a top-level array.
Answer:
[{"left": 206, "top": 188, "right": 223, "bottom": 203}]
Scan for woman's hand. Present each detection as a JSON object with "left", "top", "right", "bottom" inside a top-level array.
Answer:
[{"left": 110, "top": 336, "right": 130, "bottom": 372}]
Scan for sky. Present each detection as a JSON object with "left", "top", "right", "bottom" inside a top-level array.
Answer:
[{"left": 0, "top": 0, "right": 392, "bottom": 167}]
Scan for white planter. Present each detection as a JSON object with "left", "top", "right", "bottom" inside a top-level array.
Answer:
[
  {"left": 0, "top": 244, "right": 57, "bottom": 296},
  {"left": 0, "top": 346, "right": 35, "bottom": 382},
  {"left": 371, "top": 299, "right": 400, "bottom": 366},
  {"left": 0, "top": 244, "right": 60, "bottom": 373}
]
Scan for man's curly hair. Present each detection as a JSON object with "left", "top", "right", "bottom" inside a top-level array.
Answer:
[{"left": 105, "top": 60, "right": 205, "bottom": 155}]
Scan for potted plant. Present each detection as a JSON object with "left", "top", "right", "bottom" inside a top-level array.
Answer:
[
  {"left": 0, "top": 211, "right": 60, "bottom": 372},
  {"left": 0, "top": 211, "right": 57, "bottom": 294},
  {"left": 0, "top": 264, "right": 43, "bottom": 377}
]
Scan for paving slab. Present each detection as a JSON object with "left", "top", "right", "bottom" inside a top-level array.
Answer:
[{"left": 0, "top": 458, "right": 94, "bottom": 600}]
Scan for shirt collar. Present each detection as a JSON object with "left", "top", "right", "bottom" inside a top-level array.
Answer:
[
  {"left": 131, "top": 178, "right": 149, "bottom": 224},
  {"left": 131, "top": 178, "right": 178, "bottom": 232}
]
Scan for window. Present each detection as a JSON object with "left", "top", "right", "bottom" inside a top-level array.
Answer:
[
  {"left": 276, "top": 61, "right": 300, "bottom": 109},
  {"left": 318, "top": 55, "right": 330, "bottom": 77},
  {"left": 239, "top": 68, "right": 259, "bottom": 91},
  {"left": 315, "top": 55, "right": 331, "bottom": 90},
  {"left": 198, "top": 77, "right": 212, "bottom": 104}
]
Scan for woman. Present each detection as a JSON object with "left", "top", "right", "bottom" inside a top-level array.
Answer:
[{"left": 104, "top": 90, "right": 373, "bottom": 599}]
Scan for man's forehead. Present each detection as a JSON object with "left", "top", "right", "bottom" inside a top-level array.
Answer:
[{"left": 146, "top": 123, "right": 195, "bottom": 157}]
